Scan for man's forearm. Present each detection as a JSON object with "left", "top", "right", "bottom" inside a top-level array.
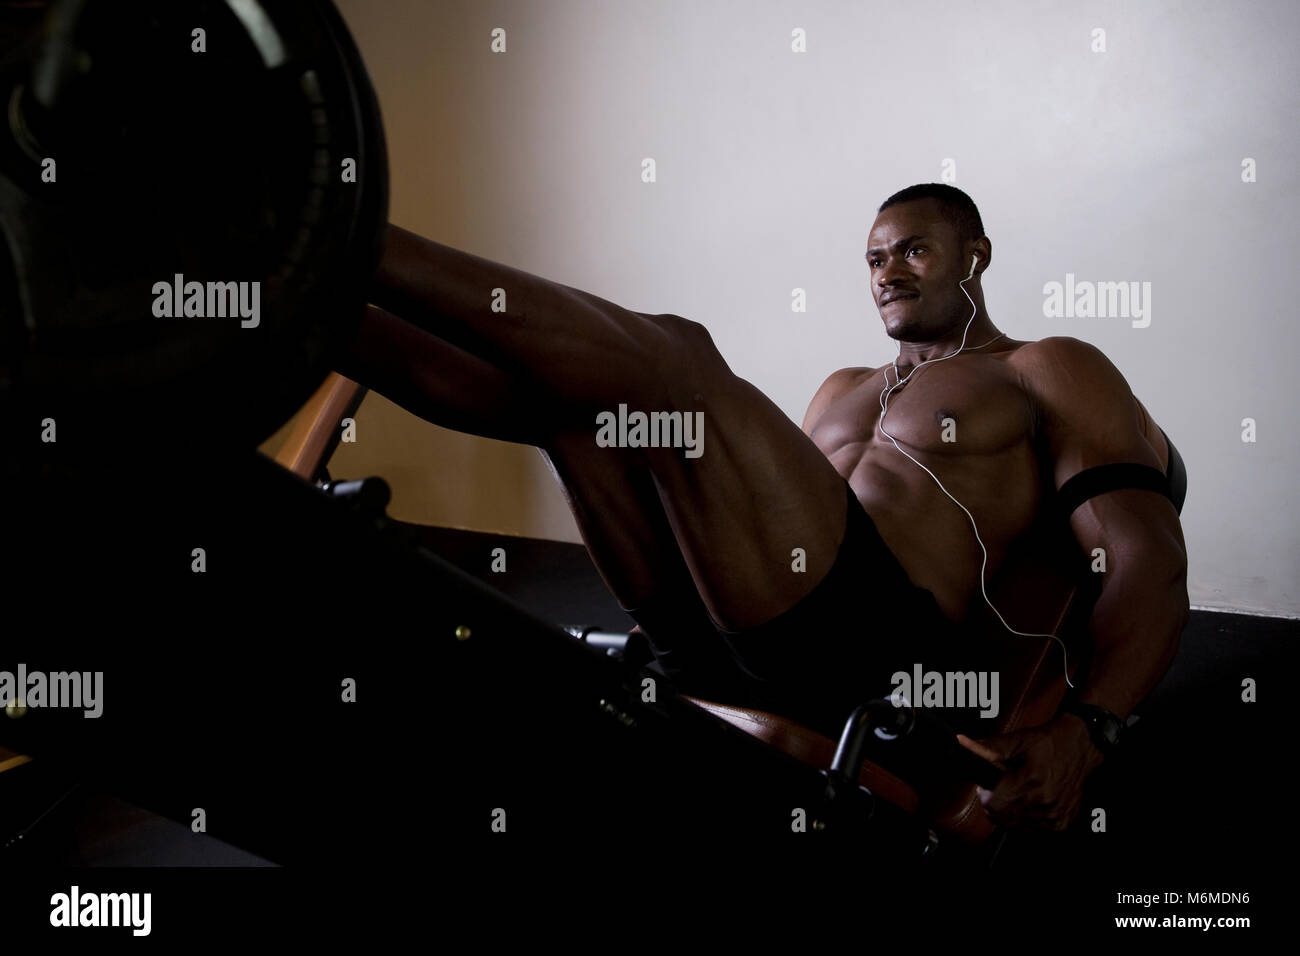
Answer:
[{"left": 1074, "top": 561, "right": 1190, "bottom": 721}]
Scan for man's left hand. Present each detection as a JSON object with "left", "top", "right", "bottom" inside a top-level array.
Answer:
[{"left": 956, "top": 713, "right": 1105, "bottom": 831}]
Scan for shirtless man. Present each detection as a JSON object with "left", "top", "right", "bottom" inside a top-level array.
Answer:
[{"left": 336, "top": 183, "right": 1189, "bottom": 832}]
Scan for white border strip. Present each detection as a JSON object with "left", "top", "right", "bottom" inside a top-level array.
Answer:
[{"left": 1190, "top": 603, "right": 1299, "bottom": 621}]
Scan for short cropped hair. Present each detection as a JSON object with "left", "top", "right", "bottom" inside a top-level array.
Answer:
[{"left": 878, "top": 183, "right": 985, "bottom": 244}]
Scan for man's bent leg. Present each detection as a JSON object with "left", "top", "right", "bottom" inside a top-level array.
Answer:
[
  {"left": 338, "top": 303, "right": 746, "bottom": 660},
  {"left": 340, "top": 294, "right": 943, "bottom": 730},
  {"left": 340, "top": 305, "right": 735, "bottom": 686},
  {"left": 345, "top": 294, "right": 947, "bottom": 734},
  {"left": 369, "top": 224, "right": 852, "bottom": 631}
]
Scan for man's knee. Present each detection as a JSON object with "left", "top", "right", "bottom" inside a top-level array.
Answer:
[
  {"left": 650, "top": 313, "right": 718, "bottom": 354},
  {"left": 644, "top": 313, "right": 730, "bottom": 407}
]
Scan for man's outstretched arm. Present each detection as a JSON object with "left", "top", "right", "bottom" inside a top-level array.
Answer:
[{"left": 966, "top": 336, "right": 1189, "bottom": 831}]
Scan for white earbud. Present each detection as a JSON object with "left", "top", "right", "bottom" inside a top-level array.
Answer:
[{"left": 967, "top": 255, "right": 978, "bottom": 279}]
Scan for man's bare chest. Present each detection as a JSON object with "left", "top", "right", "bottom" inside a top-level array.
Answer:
[{"left": 811, "top": 354, "right": 1036, "bottom": 462}]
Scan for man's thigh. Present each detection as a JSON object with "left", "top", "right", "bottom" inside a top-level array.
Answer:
[{"left": 636, "top": 316, "right": 850, "bottom": 632}]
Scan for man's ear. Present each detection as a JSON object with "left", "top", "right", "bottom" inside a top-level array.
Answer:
[{"left": 967, "top": 237, "right": 992, "bottom": 275}]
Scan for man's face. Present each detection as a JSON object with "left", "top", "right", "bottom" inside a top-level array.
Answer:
[{"left": 866, "top": 199, "right": 970, "bottom": 342}]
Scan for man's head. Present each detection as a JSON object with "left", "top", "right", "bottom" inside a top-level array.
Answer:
[{"left": 867, "top": 184, "right": 991, "bottom": 342}]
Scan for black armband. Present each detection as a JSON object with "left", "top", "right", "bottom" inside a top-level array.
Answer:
[{"left": 1055, "top": 463, "right": 1175, "bottom": 520}]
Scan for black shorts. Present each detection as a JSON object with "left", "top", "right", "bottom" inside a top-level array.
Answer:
[{"left": 627, "top": 480, "right": 978, "bottom": 739}]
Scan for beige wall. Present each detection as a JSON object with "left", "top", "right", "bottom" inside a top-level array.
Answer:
[{"left": 262, "top": 0, "right": 1300, "bottom": 617}]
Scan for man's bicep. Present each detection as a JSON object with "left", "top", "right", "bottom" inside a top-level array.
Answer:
[{"left": 1066, "top": 489, "right": 1186, "bottom": 579}]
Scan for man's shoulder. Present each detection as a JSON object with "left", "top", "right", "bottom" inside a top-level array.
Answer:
[
  {"left": 810, "top": 365, "right": 880, "bottom": 402},
  {"left": 802, "top": 366, "right": 876, "bottom": 435},
  {"left": 825, "top": 363, "right": 879, "bottom": 379},
  {"left": 1007, "top": 335, "right": 1131, "bottom": 406},
  {"left": 1005, "top": 336, "right": 1161, "bottom": 473},
  {"left": 1006, "top": 334, "right": 1109, "bottom": 371}
]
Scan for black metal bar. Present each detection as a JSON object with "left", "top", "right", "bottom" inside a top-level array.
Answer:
[{"left": 830, "top": 698, "right": 1004, "bottom": 791}]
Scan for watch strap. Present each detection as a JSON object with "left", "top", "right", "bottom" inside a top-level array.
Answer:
[{"left": 1063, "top": 701, "right": 1124, "bottom": 752}]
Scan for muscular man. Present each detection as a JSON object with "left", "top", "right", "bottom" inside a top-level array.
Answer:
[{"left": 335, "top": 183, "right": 1189, "bottom": 832}]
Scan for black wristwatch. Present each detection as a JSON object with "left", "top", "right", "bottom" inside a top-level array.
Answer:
[{"left": 1062, "top": 702, "right": 1125, "bottom": 753}]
